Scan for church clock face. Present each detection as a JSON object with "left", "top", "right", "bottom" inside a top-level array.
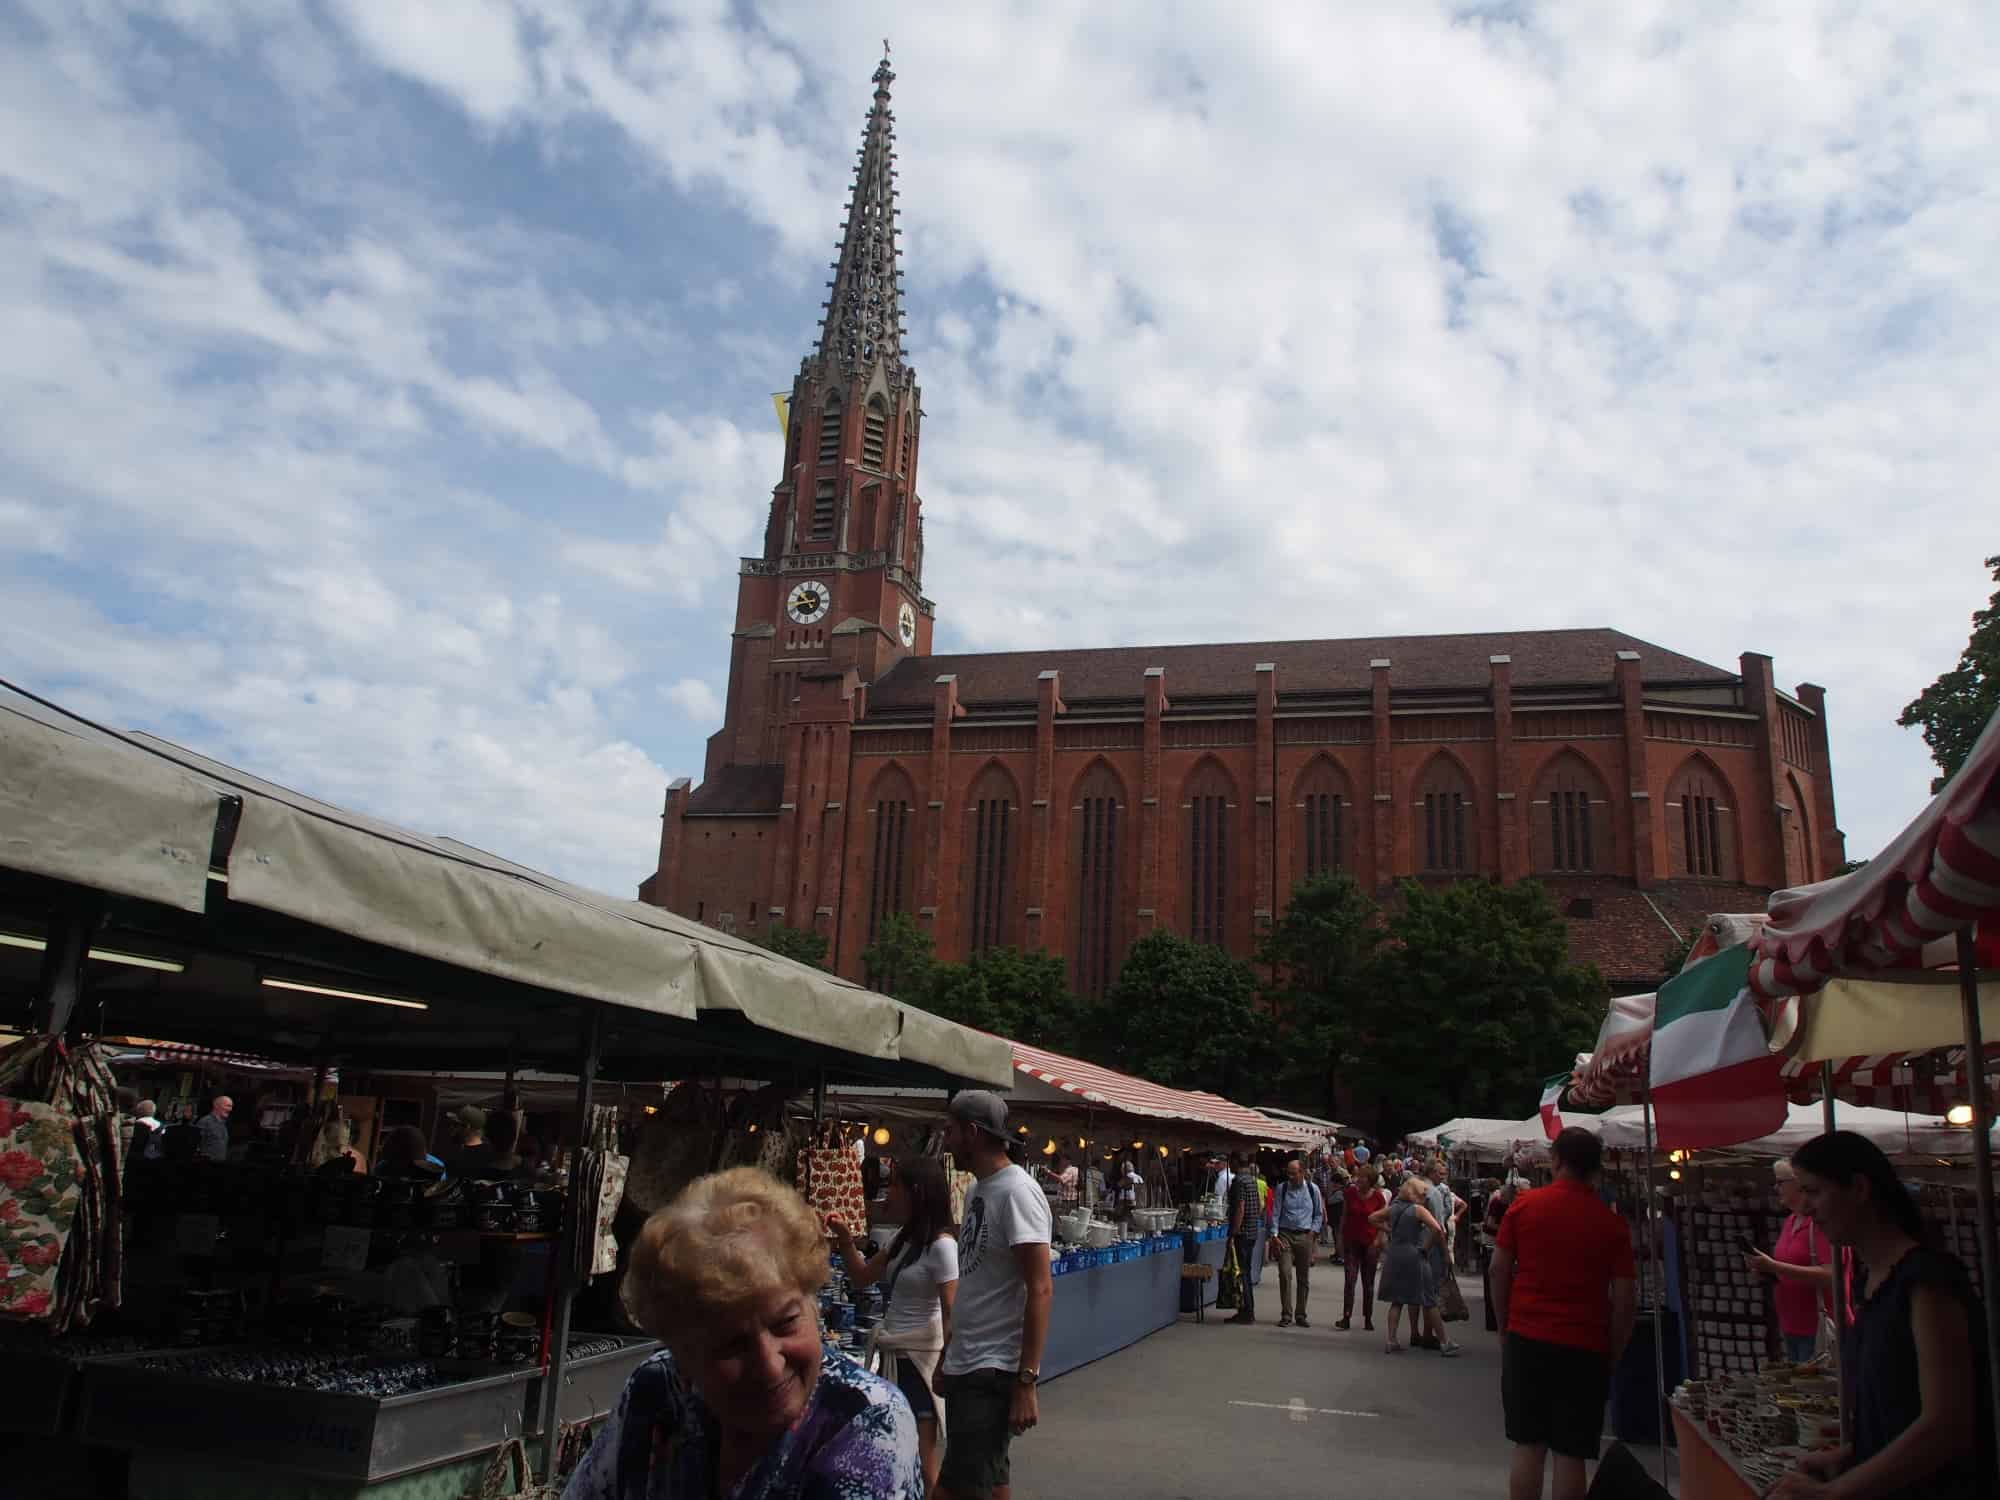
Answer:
[
  {"left": 897, "top": 600, "right": 917, "bottom": 648},
  {"left": 786, "top": 580, "right": 831, "bottom": 625}
]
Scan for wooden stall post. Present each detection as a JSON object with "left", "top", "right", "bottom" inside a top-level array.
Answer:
[
  {"left": 31, "top": 897, "right": 99, "bottom": 1035},
  {"left": 538, "top": 1001, "right": 603, "bottom": 1483},
  {"left": 1821, "top": 1061, "right": 1847, "bottom": 1446},
  {"left": 1955, "top": 926, "right": 2000, "bottom": 1472},
  {"left": 1641, "top": 1085, "right": 1669, "bottom": 1485}
]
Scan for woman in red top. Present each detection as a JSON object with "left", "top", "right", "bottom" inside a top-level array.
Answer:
[
  {"left": 1336, "top": 1166, "right": 1387, "bottom": 1332},
  {"left": 1747, "top": 1157, "right": 1835, "bottom": 1364}
]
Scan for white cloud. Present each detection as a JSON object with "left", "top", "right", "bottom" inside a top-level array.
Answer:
[{"left": 666, "top": 676, "right": 723, "bottom": 725}]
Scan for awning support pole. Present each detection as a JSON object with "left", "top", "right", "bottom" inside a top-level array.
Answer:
[
  {"left": 1821, "top": 1061, "right": 1848, "bottom": 1445},
  {"left": 32, "top": 897, "right": 100, "bottom": 1035},
  {"left": 1954, "top": 926, "right": 2000, "bottom": 1475},
  {"left": 1641, "top": 1083, "right": 1668, "bottom": 1487},
  {"left": 539, "top": 1001, "right": 603, "bottom": 1484}
]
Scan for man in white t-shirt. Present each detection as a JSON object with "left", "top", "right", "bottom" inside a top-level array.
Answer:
[{"left": 935, "top": 1089, "right": 1052, "bottom": 1500}]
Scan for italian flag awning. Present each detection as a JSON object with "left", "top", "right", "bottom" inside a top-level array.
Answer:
[{"left": 1650, "top": 941, "right": 1789, "bottom": 1150}]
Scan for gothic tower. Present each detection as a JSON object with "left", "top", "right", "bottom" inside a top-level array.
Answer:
[{"left": 709, "top": 49, "right": 933, "bottom": 780}]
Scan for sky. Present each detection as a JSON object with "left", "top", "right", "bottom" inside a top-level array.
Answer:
[{"left": 2, "top": 0, "right": 1994, "bottom": 900}]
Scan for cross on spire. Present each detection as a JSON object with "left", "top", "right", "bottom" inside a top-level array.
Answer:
[{"left": 816, "top": 48, "right": 904, "bottom": 375}]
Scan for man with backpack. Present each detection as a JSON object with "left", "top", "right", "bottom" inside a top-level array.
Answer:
[{"left": 1266, "top": 1156, "right": 1326, "bottom": 1328}]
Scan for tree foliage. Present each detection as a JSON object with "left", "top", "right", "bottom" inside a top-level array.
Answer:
[
  {"left": 1657, "top": 928, "right": 1697, "bottom": 982},
  {"left": 1088, "top": 931, "right": 1273, "bottom": 1099},
  {"left": 755, "top": 923, "right": 829, "bottom": 970},
  {"left": 1899, "top": 555, "right": 2000, "bottom": 793},
  {"left": 859, "top": 912, "right": 935, "bottom": 1001},
  {"left": 1256, "top": 874, "right": 1383, "bottom": 1119},
  {"left": 1363, "top": 879, "right": 1605, "bottom": 1139},
  {"left": 912, "top": 946, "right": 1083, "bottom": 1052}
]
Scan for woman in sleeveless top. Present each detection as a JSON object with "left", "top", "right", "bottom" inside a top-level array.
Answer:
[{"left": 1771, "top": 1131, "right": 1993, "bottom": 1500}]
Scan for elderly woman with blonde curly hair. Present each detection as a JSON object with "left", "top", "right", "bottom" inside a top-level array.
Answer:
[{"left": 563, "top": 1167, "right": 922, "bottom": 1500}]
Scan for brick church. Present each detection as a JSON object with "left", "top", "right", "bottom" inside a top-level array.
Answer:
[{"left": 639, "top": 53, "right": 1846, "bottom": 995}]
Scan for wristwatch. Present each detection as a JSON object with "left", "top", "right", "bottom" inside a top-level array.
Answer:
[{"left": 1016, "top": 1367, "right": 1039, "bottom": 1386}]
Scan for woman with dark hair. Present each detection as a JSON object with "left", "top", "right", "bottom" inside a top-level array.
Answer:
[
  {"left": 1770, "top": 1130, "right": 1994, "bottom": 1500},
  {"left": 374, "top": 1124, "right": 445, "bottom": 1182},
  {"left": 828, "top": 1155, "right": 958, "bottom": 1493}
]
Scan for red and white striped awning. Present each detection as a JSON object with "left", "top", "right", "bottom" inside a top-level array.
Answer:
[
  {"left": 1750, "top": 707, "right": 2000, "bottom": 1001},
  {"left": 1778, "top": 1046, "right": 2000, "bottom": 1116},
  {"left": 103, "top": 1038, "right": 326, "bottom": 1080},
  {"left": 1008, "top": 1041, "right": 1313, "bottom": 1145}
]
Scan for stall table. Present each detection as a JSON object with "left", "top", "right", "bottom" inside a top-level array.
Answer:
[
  {"left": 1180, "top": 1229, "right": 1227, "bottom": 1313},
  {"left": 1043, "top": 1245, "right": 1184, "bottom": 1380},
  {"left": 1670, "top": 1408, "right": 1760, "bottom": 1500}
]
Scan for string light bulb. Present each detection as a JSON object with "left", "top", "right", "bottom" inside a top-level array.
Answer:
[
  {"left": 872, "top": 1126, "right": 892, "bottom": 1147},
  {"left": 1669, "top": 1168, "right": 1682, "bottom": 1181},
  {"left": 1042, "top": 1138, "right": 1058, "bottom": 1156},
  {"left": 1948, "top": 1104, "right": 1974, "bottom": 1127}
]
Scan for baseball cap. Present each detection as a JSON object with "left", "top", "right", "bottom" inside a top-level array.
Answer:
[
  {"left": 451, "top": 1105, "right": 488, "bottom": 1131},
  {"left": 947, "top": 1090, "right": 1009, "bottom": 1140}
]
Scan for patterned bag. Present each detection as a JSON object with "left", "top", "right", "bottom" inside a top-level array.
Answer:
[
  {"left": 0, "top": 1095, "right": 85, "bottom": 1322},
  {"left": 796, "top": 1133, "right": 866, "bottom": 1227}
]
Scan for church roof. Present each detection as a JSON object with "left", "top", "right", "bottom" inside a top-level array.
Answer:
[
  {"left": 814, "top": 48, "right": 906, "bottom": 375},
  {"left": 684, "top": 763, "right": 785, "bottom": 816},
  {"left": 867, "top": 627, "right": 1736, "bottom": 710}
]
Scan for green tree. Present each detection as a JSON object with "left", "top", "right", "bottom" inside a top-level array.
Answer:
[
  {"left": 1089, "top": 931, "right": 1274, "bottom": 1099},
  {"left": 860, "top": 912, "right": 935, "bottom": 1001},
  {"left": 1256, "top": 874, "right": 1383, "bottom": 1118},
  {"left": 1899, "top": 555, "right": 2000, "bottom": 792},
  {"left": 755, "top": 923, "right": 829, "bottom": 970},
  {"left": 914, "top": 947, "right": 1085, "bottom": 1052},
  {"left": 1367, "top": 879, "right": 1605, "bottom": 1138}
]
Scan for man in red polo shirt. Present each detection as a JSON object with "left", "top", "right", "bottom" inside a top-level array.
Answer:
[{"left": 1491, "top": 1127, "right": 1636, "bottom": 1500}]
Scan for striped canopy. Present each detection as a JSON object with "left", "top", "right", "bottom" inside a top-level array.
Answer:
[
  {"left": 1749, "top": 706, "right": 2000, "bottom": 1001},
  {"left": 1777, "top": 1045, "right": 1998, "bottom": 1116},
  {"left": 1008, "top": 1040, "right": 1315, "bottom": 1146}
]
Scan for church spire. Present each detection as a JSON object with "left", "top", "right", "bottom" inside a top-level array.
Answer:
[{"left": 816, "top": 44, "right": 905, "bottom": 375}]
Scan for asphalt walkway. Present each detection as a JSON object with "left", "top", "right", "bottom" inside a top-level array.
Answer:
[{"left": 1013, "top": 1275, "right": 1673, "bottom": 1499}]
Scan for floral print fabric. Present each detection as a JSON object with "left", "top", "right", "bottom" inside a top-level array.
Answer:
[
  {"left": 561, "top": 1345, "right": 921, "bottom": 1500},
  {"left": 0, "top": 1096, "right": 85, "bottom": 1321}
]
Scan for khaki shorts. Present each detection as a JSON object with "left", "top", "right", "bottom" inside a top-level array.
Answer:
[{"left": 937, "top": 1367, "right": 1018, "bottom": 1497}]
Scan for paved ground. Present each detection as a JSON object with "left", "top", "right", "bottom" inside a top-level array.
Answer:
[{"left": 1013, "top": 1275, "right": 1673, "bottom": 1500}]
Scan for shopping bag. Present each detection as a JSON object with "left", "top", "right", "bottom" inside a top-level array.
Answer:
[
  {"left": 1440, "top": 1264, "right": 1470, "bottom": 1322},
  {"left": 0, "top": 1096, "right": 85, "bottom": 1323},
  {"left": 1216, "top": 1241, "right": 1242, "bottom": 1312},
  {"left": 797, "top": 1132, "right": 866, "bottom": 1226}
]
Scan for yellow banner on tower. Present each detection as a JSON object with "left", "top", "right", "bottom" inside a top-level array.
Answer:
[{"left": 772, "top": 393, "right": 790, "bottom": 436}]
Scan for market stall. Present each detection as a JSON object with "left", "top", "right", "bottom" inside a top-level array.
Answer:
[{"left": 0, "top": 681, "right": 1013, "bottom": 1497}]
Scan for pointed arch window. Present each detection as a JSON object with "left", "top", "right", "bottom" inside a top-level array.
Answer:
[
  {"left": 1073, "top": 764, "right": 1126, "bottom": 999},
  {"left": 1186, "top": 762, "right": 1234, "bottom": 947},
  {"left": 1418, "top": 757, "right": 1475, "bottom": 874},
  {"left": 966, "top": 765, "right": 1018, "bottom": 952},
  {"left": 862, "top": 396, "right": 888, "bottom": 470},
  {"left": 1667, "top": 760, "right": 1734, "bottom": 879},
  {"left": 1296, "top": 760, "right": 1351, "bottom": 879},
  {"left": 867, "top": 767, "right": 915, "bottom": 945},
  {"left": 1532, "top": 757, "right": 1608, "bottom": 874}
]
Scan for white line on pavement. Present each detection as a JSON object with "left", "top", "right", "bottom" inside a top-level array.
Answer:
[{"left": 1229, "top": 1400, "right": 1381, "bottom": 1419}]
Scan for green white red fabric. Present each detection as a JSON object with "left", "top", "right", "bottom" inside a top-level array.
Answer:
[
  {"left": 1650, "top": 941, "right": 1789, "bottom": 1151},
  {"left": 1539, "top": 1074, "right": 1568, "bottom": 1141}
]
